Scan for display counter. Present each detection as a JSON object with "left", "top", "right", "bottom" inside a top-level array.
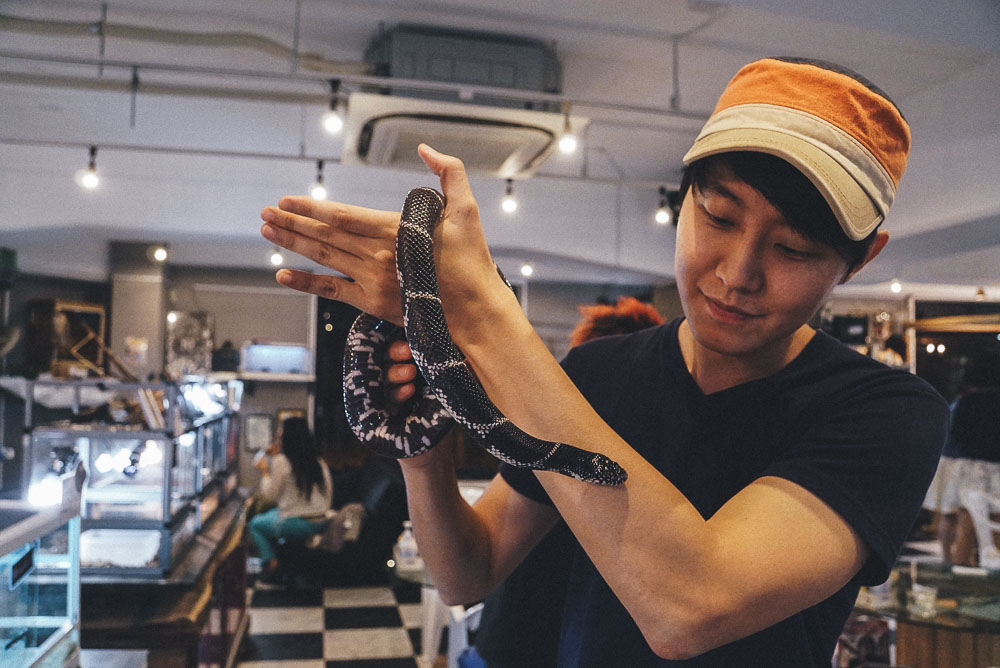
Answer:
[
  {"left": 5, "top": 376, "right": 242, "bottom": 579},
  {"left": 855, "top": 561, "right": 1000, "bottom": 668}
]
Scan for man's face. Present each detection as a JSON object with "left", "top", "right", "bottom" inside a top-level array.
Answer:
[{"left": 674, "top": 170, "right": 850, "bottom": 361}]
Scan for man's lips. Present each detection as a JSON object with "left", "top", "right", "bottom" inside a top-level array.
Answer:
[{"left": 703, "top": 295, "right": 760, "bottom": 323}]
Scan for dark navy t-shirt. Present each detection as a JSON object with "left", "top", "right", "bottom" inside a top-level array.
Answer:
[{"left": 501, "top": 318, "right": 948, "bottom": 667}]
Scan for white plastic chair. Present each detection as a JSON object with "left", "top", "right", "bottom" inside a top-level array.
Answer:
[
  {"left": 446, "top": 602, "right": 484, "bottom": 668},
  {"left": 958, "top": 489, "right": 1000, "bottom": 569}
]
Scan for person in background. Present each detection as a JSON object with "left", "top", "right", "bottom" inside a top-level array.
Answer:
[
  {"left": 250, "top": 416, "right": 333, "bottom": 582},
  {"left": 260, "top": 57, "right": 949, "bottom": 664},
  {"left": 872, "top": 333, "right": 907, "bottom": 368},
  {"left": 924, "top": 353, "right": 1000, "bottom": 564},
  {"left": 468, "top": 297, "right": 665, "bottom": 668}
]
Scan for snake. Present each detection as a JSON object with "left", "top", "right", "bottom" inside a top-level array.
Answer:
[{"left": 343, "top": 187, "right": 627, "bottom": 486}]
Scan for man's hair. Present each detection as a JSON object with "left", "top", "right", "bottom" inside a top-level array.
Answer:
[
  {"left": 570, "top": 296, "right": 664, "bottom": 347},
  {"left": 679, "top": 151, "right": 878, "bottom": 269}
]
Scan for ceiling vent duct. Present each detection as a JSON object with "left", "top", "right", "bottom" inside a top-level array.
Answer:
[{"left": 340, "top": 25, "right": 587, "bottom": 178}]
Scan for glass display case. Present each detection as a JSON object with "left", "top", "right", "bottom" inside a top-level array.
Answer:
[
  {"left": 0, "top": 467, "right": 82, "bottom": 668},
  {"left": 17, "top": 377, "right": 241, "bottom": 580}
]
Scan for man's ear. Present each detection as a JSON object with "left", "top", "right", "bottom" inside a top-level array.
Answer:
[{"left": 840, "top": 230, "right": 889, "bottom": 284}]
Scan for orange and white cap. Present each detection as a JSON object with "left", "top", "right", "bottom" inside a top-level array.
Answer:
[{"left": 683, "top": 57, "right": 910, "bottom": 241}]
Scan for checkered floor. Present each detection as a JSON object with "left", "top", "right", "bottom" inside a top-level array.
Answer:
[{"left": 236, "top": 578, "right": 444, "bottom": 667}]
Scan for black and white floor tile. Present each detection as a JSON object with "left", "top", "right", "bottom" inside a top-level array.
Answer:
[{"left": 236, "top": 577, "right": 445, "bottom": 667}]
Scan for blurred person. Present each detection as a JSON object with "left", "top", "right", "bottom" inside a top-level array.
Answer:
[
  {"left": 250, "top": 416, "right": 333, "bottom": 581},
  {"left": 924, "top": 353, "right": 1000, "bottom": 565}
]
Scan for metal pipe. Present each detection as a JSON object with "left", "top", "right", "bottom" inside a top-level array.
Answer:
[{"left": 0, "top": 48, "right": 710, "bottom": 122}]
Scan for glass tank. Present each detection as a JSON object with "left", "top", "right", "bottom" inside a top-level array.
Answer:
[
  {"left": 0, "top": 469, "right": 81, "bottom": 668},
  {"left": 21, "top": 378, "right": 241, "bottom": 579}
]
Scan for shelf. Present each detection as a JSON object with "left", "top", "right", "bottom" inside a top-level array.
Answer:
[{"left": 208, "top": 371, "right": 314, "bottom": 383}]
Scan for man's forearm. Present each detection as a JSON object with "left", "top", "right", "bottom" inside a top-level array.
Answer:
[{"left": 398, "top": 451, "right": 500, "bottom": 605}]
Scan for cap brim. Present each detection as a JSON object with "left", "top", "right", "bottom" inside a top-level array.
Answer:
[{"left": 682, "top": 127, "right": 882, "bottom": 241}]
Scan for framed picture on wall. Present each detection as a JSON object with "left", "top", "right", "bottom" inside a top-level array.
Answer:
[
  {"left": 244, "top": 414, "right": 273, "bottom": 452},
  {"left": 276, "top": 408, "right": 306, "bottom": 427}
]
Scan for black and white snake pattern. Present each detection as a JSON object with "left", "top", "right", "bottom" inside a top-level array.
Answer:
[{"left": 343, "top": 187, "right": 627, "bottom": 486}]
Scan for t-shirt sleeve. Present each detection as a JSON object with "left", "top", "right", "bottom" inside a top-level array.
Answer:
[{"left": 764, "top": 373, "right": 949, "bottom": 584}]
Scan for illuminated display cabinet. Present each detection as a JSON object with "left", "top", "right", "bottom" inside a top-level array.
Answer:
[
  {"left": 19, "top": 377, "right": 242, "bottom": 579},
  {"left": 0, "top": 468, "right": 82, "bottom": 668}
]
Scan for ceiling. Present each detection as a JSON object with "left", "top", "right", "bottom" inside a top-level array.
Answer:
[{"left": 1, "top": 0, "right": 998, "bottom": 300}]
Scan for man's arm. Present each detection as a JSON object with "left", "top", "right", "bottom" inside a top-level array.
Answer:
[{"left": 399, "top": 443, "right": 561, "bottom": 605}]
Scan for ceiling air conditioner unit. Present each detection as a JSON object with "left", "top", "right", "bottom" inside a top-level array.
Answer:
[{"left": 341, "top": 92, "right": 588, "bottom": 179}]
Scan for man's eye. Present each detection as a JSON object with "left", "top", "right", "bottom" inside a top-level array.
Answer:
[
  {"left": 705, "top": 212, "right": 732, "bottom": 227},
  {"left": 777, "top": 244, "right": 814, "bottom": 259}
]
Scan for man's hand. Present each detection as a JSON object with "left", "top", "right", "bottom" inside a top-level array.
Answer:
[
  {"left": 260, "top": 197, "right": 404, "bottom": 323},
  {"left": 259, "top": 144, "right": 507, "bottom": 337}
]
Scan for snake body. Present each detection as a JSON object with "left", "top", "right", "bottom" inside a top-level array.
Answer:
[{"left": 343, "top": 187, "right": 627, "bottom": 486}]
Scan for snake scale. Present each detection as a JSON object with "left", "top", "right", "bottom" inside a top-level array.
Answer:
[{"left": 343, "top": 187, "right": 627, "bottom": 486}]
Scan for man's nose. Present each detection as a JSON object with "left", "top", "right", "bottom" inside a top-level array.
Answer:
[{"left": 715, "top": 240, "right": 764, "bottom": 293}]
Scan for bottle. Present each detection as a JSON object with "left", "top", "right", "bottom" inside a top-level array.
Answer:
[{"left": 394, "top": 520, "right": 423, "bottom": 571}]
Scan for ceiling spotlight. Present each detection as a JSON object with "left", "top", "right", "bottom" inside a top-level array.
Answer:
[
  {"left": 310, "top": 160, "right": 327, "bottom": 200},
  {"left": 501, "top": 179, "right": 518, "bottom": 214},
  {"left": 889, "top": 278, "right": 902, "bottom": 294},
  {"left": 655, "top": 186, "right": 680, "bottom": 225},
  {"left": 75, "top": 145, "right": 99, "bottom": 190},
  {"left": 519, "top": 262, "right": 534, "bottom": 277},
  {"left": 558, "top": 102, "right": 578, "bottom": 155},
  {"left": 269, "top": 248, "right": 285, "bottom": 266},
  {"left": 166, "top": 312, "right": 178, "bottom": 324},
  {"left": 151, "top": 246, "right": 168, "bottom": 262},
  {"left": 558, "top": 133, "right": 578, "bottom": 155},
  {"left": 322, "top": 80, "right": 345, "bottom": 135}
]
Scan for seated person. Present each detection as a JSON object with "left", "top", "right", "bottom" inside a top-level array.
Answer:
[{"left": 249, "top": 416, "right": 333, "bottom": 581}]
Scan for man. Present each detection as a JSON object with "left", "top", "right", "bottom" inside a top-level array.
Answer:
[{"left": 260, "top": 58, "right": 948, "bottom": 665}]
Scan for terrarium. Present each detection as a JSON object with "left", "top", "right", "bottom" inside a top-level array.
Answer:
[{"left": 21, "top": 377, "right": 241, "bottom": 579}]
